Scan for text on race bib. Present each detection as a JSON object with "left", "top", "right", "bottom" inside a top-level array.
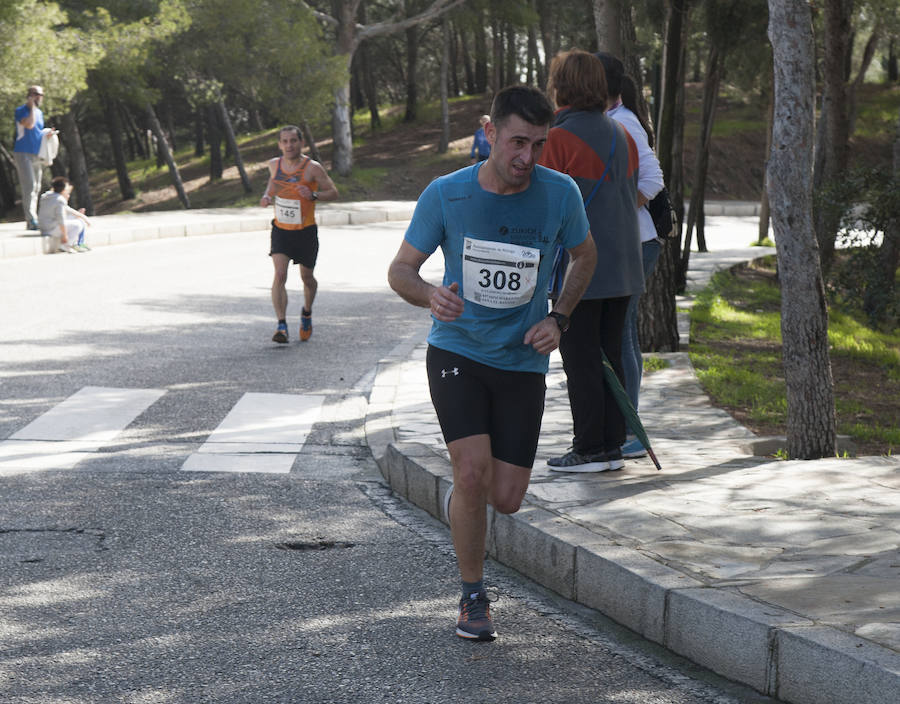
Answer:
[
  {"left": 275, "top": 196, "right": 302, "bottom": 225},
  {"left": 461, "top": 237, "right": 539, "bottom": 309}
]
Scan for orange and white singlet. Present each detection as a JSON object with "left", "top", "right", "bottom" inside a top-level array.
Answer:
[{"left": 271, "top": 156, "right": 318, "bottom": 230}]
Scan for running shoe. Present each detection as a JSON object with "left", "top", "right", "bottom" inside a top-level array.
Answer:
[
  {"left": 621, "top": 437, "right": 647, "bottom": 459},
  {"left": 547, "top": 449, "right": 611, "bottom": 473},
  {"left": 599, "top": 448, "right": 625, "bottom": 471},
  {"left": 299, "top": 310, "right": 312, "bottom": 341},
  {"left": 442, "top": 483, "right": 453, "bottom": 526},
  {"left": 456, "top": 590, "right": 497, "bottom": 641},
  {"left": 272, "top": 323, "right": 289, "bottom": 344}
]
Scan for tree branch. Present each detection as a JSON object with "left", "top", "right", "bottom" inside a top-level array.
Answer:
[
  {"left": 357, "top": 0, "right": 466, "bottom": 44},
  {"left": 297, "top": 1, "right": 338, "bottom": 29}
]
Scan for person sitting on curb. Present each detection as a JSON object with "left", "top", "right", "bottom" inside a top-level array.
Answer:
[{"left": 38, "top": 176, "right": 91, "bottom": 253}]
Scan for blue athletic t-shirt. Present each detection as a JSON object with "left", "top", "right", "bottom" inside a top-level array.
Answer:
[
  {"left": 14, "top": 104, "right": 43, "bottom": 154},
  {"left": 404, "top": 162, "right": 589, "bottom": 373}
]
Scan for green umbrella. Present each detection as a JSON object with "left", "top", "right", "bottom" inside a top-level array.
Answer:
[{"left": 600, "top": 348, "right": 662, "bottom": 471}]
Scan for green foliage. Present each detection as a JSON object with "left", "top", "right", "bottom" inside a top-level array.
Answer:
[
  {"left": 853, "top": 85, "right": 900, "bottom": 138},
  {"left": 817, "top": 166, "right": 900, "bottom": 328},
  {"left": 80, "top": 0, "right": 191, "bottom": 104},
  {"left": 642, "top": 356, "right": 670, "bottom": 373},
  {"left": 177, "top": 0, "right": 344, "bottom": 124},
  {"left": 690, "top": 260, "right": 900, "bottom": 453},
  {"left": 0, "top": 0, "right": 103, "bottom": 115}
]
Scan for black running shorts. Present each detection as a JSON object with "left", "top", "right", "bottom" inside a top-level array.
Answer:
[
  {"left": 426, "top": 345, "right": 546, "bottom": 468},
  {"left": 269, "top": 222, "right": 319, "bottom": 269}
]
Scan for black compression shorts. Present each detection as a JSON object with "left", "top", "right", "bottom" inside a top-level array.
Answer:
[
  {"left": 426, "top": 345, "right": 546, "bottom": 468},
  {"left": 269, "top": 222, "right": 319, "bottom": 269}
]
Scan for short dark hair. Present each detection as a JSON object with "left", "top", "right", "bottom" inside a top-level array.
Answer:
[
  {"left": 547, "top": 50, "right": 608, "bottom": 112},
  {"left": 51, "top": 176, "right": 70, "bottom": 193},
  {"left": 595, "top": 52, "right": 625, "bottom": 99},
  {"left": 279, "top": 125, "right": 303, "bottom": 141},
  {"left": 490, "top": 85, "right": 554, "bottom": 131}
]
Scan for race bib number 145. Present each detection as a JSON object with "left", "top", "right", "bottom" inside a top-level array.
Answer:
[{"left": 462, "top": 237, "right": 539, "bottom": 309}]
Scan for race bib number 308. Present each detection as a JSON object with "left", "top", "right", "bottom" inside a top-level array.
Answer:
[{"left": 462, "top": 237, "right": 539, "bottom": 309}]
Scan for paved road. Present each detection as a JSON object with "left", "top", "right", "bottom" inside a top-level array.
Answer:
[{"left": 0, "top": 223, "right": 771, "bottom": 703}]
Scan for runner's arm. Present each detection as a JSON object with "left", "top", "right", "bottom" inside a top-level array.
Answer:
[
  {"left": 301, "top": 162, "right": 339, "bottom": 202},
  {"left": 388, "top": 240, "right": 463, "bottom": 321},
  {"left": 523, "top": 234, "right": 596, "bottom": 355},
  {"left": 259, "top": 160, "right": 278, "bottom": 206}
]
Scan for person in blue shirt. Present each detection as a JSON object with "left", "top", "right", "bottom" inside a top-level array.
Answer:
[
  {"left": 13, "top": 85, "right": 47, "bottom": 230},
  {"left": 469, "top": 114, "right": 491, "bottom": 162},
  {"left": 388, "top": 85, "right": 596, "bottom": 643}
]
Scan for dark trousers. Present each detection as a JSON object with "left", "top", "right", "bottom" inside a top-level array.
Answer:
[{"left": 558, "top": 296, "right": 630, "bottom": 455}]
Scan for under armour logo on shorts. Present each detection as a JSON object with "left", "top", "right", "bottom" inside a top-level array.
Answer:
[{"left": 441, "top": 367, "right": 460, "bottom": 378}]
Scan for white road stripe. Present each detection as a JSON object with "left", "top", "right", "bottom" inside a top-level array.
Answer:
[
  {"left": 0, "top": 386, "right": 165, "bottom": 472},
  {"left": 181, "top": 392, "right": 325, "bottom": 474}
]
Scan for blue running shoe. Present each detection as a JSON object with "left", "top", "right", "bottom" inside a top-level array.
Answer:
[
  {"left": 272, "top": 322, "right": 289, "bottom": 344},
  {"left": 621, "top": 437, "right": 647, "bottom": 459},
  {"left": 299, "top": 310, "right": 312, "bottom": 341}
]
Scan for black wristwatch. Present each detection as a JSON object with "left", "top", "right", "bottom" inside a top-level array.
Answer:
[
  {"left": 547, "top": 311, "right": 570, "bottom": 333},
  {"left": 310, "top": 192, "right": 318, "bottom": 201}
]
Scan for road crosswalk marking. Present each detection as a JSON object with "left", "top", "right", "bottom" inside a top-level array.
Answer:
[
  {"left": 180, "top": 392, "right": 325, "bottom": 474},
  {"left": 0, "top": 386, "right": 165, "bottom": 472},
  {"left": 1, "top": 388, "right": 325, "bottom": 474}
]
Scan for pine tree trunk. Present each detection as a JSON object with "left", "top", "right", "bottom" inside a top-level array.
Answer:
[
  {"left": 640, "top": 0, "right": 688, "bottom": 351},
  {"left": 194, "top": 109, "right": 205, "bottom": 157},
  {"left": 759, "top": 64, "right": 774, "bottom": 243},
  {"left": 59, "top": 110, "right": 94, "bottom": 215},
  {"left": 439, "top": 18, "right": 450, "bottom": 154},
  {"left": 460, "top": 24, "right": 475, "bottom": 94},
  {"left": 527, "top": 16, "right": 542, "bottom": 87},
  {"left": 592, "top": 0, "right": 623, "bottom": 57},
  {"left": 638, "top": 240, "right": 680, "bottom": 352},
  {"left": 767, "top": 0, "right": 836, "bottom": 459},
  {"left": 504, "top": 22, "right": 517, "bottom": 86},
  {"left": 680, "top": 44, "right": 722, "bottom": 288},
  {"left": 0, "top": 142, "right": 18, "bottom": 214},
  {"left": 475, "top": 12, "right": 488, "bottom": 93},
  {"left": 218, "top": 100, "right": 252, "bottom": 193},
  {"left": 146, "top": 103, "right": 190, "bottom": 209},
  {"left": 404, "top": 25, "right": 419, "bottom": 122},
  {"left": 300, "top": 121, "right": 321, "bottom": 163},
  {"left": 448, "top": 22, "right": 460, "bottom": 96},
  {"left": 813, "top": 0, "right": 853, "bottom": 273},
  {"left": 864, "top": 108, "right": 900, "bottom": 319},
  {"left": 206, "top": 104, "right": 223, "bottom": 181},
  {"left": 103, "top": 96, "right": 135, "bottom": 201}
]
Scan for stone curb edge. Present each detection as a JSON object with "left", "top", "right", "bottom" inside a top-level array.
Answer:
[{"left": 364, "top": 354, "right": 900, "bottom": 704}]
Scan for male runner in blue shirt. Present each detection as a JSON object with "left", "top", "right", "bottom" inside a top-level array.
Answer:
[{"left": 388, "top": 85, "right": 596, "bottom": 642}]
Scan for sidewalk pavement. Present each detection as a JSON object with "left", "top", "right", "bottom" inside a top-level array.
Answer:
[
  {"left": 5, "top": 201, "right": 898, "bottom": 703},
  {"left": 364, "top": 203, "right": 900, "bottom": 704}
]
